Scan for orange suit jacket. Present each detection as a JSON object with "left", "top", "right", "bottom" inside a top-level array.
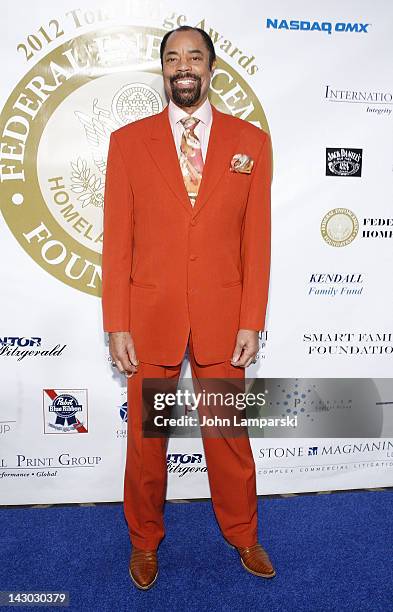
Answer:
[{"left": 102, "top": 103, "right": 271, "bottom": 365}]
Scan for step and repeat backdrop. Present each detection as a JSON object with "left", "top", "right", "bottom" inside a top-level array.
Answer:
[{"left": 1, "top": 0, "right": 392, "bottom": 504}]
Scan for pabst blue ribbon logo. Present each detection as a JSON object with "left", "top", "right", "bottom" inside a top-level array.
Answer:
[{"left": 43, "top": 389, "right": 88, "bottom": 433}]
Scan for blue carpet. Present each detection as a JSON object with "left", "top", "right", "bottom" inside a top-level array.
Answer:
[{"left": 0, "top": 491, "right": 391, "bottom": 612}]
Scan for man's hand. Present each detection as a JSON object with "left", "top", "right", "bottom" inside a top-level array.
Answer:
[
  {"left": 231, "top": 329, "right": 259, "bottom": 368},
  {"left": 109, "top": 331, "right": 139, "bottom": 378}
]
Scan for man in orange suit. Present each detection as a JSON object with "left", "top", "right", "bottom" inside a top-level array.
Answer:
[{"left": 102, "top": 26, "right": 274, "bottom": 589}]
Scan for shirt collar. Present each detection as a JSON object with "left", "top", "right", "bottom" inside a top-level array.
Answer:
[{"left": 168, "top": 97, "right": 212, "bottom": 127}]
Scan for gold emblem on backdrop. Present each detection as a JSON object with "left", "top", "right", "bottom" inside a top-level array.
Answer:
[
  {"left": 0, "top": 25, "right": 270, "bottom": 296},
  {"left": 321, "top": 208, "right": 359, "bottom": 247}
]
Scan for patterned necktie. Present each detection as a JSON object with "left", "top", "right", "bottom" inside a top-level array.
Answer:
[{"left": 179, "top": 116, "right": 204, "bottom": 206}]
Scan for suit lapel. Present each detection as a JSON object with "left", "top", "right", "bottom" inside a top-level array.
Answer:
[
  {"left": 144, "top": 104, "right": 239, "bottom": 217},
  {"left": 145, "top": 106, "right": 192, "bottom": 215},
  {"left": 193, "top": 105, "right": 239, "bottom": 217}
]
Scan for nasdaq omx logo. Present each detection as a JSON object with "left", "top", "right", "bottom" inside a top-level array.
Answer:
[{"left": 266, "top": 18, "right": 370, "bottom": 35}]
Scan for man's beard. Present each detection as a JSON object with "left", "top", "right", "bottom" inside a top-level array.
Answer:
[{"left": 170, "top": 73, "right": 202, "bottom": 107}]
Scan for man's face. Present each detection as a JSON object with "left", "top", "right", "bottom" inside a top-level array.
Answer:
[{"left": 162, "top": 30, "right": 216, "bottom": 109}]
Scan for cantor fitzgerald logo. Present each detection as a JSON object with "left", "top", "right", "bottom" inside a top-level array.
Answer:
[
  {"left": 0, "top": 25, "right": 269, "bottom": 296},
  {"left": 321, "top": 208, "right": 359, "bottom": 247},
  {"left": 167, "top": 453, "right": 207, "bottom": 478}
]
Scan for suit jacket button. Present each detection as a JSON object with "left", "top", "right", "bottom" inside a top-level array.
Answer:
[{"left": 189, "top": 254, "right": 197, "bottom": 261}]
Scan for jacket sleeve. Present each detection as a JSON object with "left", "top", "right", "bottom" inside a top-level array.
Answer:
[
  {"left": 101, "top": 132, "right": 134, "bottom": 332},
  {"left": 239, "top": 130, "right": 272, "bottom": 332}
]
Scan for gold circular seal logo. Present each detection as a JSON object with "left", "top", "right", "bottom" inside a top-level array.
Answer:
[
  {"left": 0, "top": 25, "right": 269, "bottom": 296},
  {"left": 321, "top": 208, "right": 359, "bottom": 247}
]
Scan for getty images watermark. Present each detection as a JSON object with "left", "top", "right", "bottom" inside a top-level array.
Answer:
[
  {"left": 141, "top": 377, "right": 393, "bottom": 439},
  {"left": 141, "top": 378, "right": 299, "bottom": 438},
  {"left": 152, "top": 388, "right": 297, "bottom": 429}
]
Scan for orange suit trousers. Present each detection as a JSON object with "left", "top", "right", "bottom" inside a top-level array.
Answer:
[{"left": 124, "top": 331, "right": 258, "bottom": 550}]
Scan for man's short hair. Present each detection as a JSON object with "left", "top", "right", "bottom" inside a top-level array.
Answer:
[{"left": 160, "top": 26, "right": 216, "bottom": 70}]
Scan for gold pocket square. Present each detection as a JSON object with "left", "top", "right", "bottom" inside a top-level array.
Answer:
[{"left": 230, "top": 153, "right": 254, "bottom": 174}]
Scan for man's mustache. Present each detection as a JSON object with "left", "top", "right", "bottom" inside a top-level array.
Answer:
[{"left": 170, "top": 73, "right": 201, "bottom": 85}]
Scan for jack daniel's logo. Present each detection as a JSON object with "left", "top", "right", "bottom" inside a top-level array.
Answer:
[{"left": 326, "top": 147, "right": 362, "bottom": 177}]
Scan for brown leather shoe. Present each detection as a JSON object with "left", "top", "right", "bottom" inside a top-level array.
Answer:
[
  {"left": 128, "top": 546, "right": 158, "bottom": 590},
  {"left": 237, "top": 543, "right": 276, "bottom": 578}
]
